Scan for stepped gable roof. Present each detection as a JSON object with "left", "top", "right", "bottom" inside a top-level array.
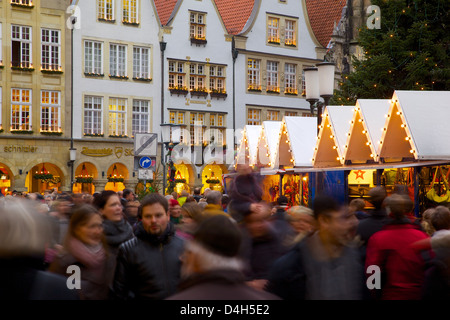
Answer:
[
  {"left": 154, "top": 0, "right": 179, "bottom": 25},
  {"left": 305, "top": 0, "right": 346, "bottom": 48},
  {"left": 214, "top": 0, "right": 256, "bottom": 35}
]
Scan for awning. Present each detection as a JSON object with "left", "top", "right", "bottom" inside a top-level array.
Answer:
[{"left": 289, "top": 159, "right": 450, "bottom": 173}]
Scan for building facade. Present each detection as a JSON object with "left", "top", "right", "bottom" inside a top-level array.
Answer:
[{"left": 0, "top": 0, "right": 70, "bottom": 194}]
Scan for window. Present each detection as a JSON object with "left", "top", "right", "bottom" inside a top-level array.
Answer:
[
  {"left": 123, "top": 0, "right": 138, "bottom": 24},
  {"left": 285, "top": 111, "right": 298, "bottom": 117},
  {"left": 285, "top": 20, "right": 296, "bottom": 46},
  {"left": 84, "top": 96, "right": 103, "bottom": 135},
  {"left": 177, "top": 112, "right": 185, "bottom": 125},
  {"left": 190, "top": 112, "right": 204, "bottom": 145},
  {"left": 267, "top": 17, "right": 280, "bottom": 44},
  {"left": 301, "top": 69, "right": 306, "bottom": 96},
  {"left": 11, "top": 25, "right": 32, "bottom": 68},
  {"left": 209, "top": 65, "right": 226, "bottom": 93},
  {"left": 84, "top": 40, "right": 103, "bottom": 75},
  {"left": 284, "top": 20, "right": 296, "bottom": 47},
  {"left": 11, "top": 0, "right": 33, "bottom": 5},
  {"left": 247, "top": 59, "right": 261, "bottom": 91},
  {"left": 217, "top": 115, "right": 223, "bottom": 127},
  {"left": 110, "top": 43, "right": 127, "bottom": 77},
  {"left": 284, "top": 63, "right": 297, "bottom": 94},
  {"left": 267, "top": 110, "right": 279, "bottom": 121},
  {"left": 132, "top": 99, "right": 149, "bottom": 136},
  {"left": 210, "top": 114, "right": 216, "bottom": 126},
  {"left": 41, "top": 29, "right": 61, "bottom": 71},
  {"left": 133, "top": 46, "right": 150, "bottom": 80},
  {"left": 98, "top": 0, "right": 115, "bottom": 21},
  {"left": 266, "top": 61, "right": 279, "bottom": 92},
  {"left": 169, "top": 61, "right": 186, "bottom": 90},
  {"left": 40, "top": 90, "right": 60, "bottom": 132},
  {"left": 190, "top": 12, "right": 206, "bottom": 40},
  {"left": 109, "top": 98, "right": 127, "bottom": 136},
  {"left": 11, "top": 88, "right": 31, "bottom": 131},
  {"left": 247, "top": 109, "right": 261, "bottom": 125},
  {"left": 189, "top": 63, "right": 206, "bottom": 91}
]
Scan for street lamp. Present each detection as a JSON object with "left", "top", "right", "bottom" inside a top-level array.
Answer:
[
  {"left": 160, "top": 123, "right": 181, "bottom": 194},
  {"left": 68, "top": 148, "right": 77, "bottom": 192},
  {"left": 304, "top": 62, "right": 336, "bottom": 130}
]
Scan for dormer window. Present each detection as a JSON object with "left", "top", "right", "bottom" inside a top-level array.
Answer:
[{"left": 190, "top": 12, "right": 207, "bottom": 46}]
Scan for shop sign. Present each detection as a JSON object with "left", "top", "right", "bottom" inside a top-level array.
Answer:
[
  {"left": 3, "top": 145, "right": 38, "bottom": 153},
  {"left": 81, "top": 146, "right": 134, "bottom": 158}
]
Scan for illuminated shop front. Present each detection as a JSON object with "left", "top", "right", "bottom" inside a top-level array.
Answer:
[
  {"left": 173, "top": 163, "right": 191, "bottom": 194},
  {"left": 27, "top": 162, "right": 63, "bottom": 194},
  {"left": 201, "top": 163, "right": 226, "bottom": 193},
  {"left": 73, "top": 162, "right": 97, "bottom": 194},
  {"left": 0, "top": 165, "right": 12, "bottom": 196},
  {"left": 104, "top": 163, "right": 128, "bottom": 193}
]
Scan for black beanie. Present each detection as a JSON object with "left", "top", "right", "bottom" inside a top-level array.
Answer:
[{"left": 193, "top": 215, "right": 242, "bottom": 257}]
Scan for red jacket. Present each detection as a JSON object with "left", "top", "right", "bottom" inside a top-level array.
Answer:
[{"left": 365, "top": 222, "right": 430, "bottom": 300}]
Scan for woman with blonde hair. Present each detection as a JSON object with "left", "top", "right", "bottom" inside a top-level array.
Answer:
[{"left": 286, "top": 205, "right": 316, "bottom": 244}]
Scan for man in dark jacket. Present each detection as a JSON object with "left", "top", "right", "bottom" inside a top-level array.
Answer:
[
  {"left": 266, "top": 194, "right": 365, "bottom": 300},
  {"left": 110, "top": 193, "right": 185, "bottom": 300},
  {"left": 166, "top": 215, "right": 280, "bottom": 300}
]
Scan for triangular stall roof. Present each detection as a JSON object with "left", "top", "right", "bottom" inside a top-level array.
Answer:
[
  {"left": 276, "top": 116, "right": 317, "bottom": 168},
  {"left": 343, "top": 99, "right": 391, "bottom": 164},
  {"left": 312, "top": 105, "right": 354, "bottom": 167},
  {"left": 236, "top": 125, "right": 262, "bottom": 167},
  {"left": 256, "top": 121, "right": 282, "bottom": 169},
  {"left": 379, "top": 90, "right": 450, "bottom": 162}
]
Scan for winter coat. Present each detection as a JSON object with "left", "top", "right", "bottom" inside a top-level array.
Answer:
[
  {"left": 110, "top": 221, "right": 185, "bottom": 300},
  {"left": 266, "top": 232, "right": 366, "bottom": 300},
  {"left": 239, "top": 223, "right": 286, "bottom": 281},
  {"left": 0, "top": 257, "right": 79, "bottom": 300},
  {"left": 365, "top": 220, "right": 430, "bottom": 300},
  {"left": 49, "top": 248, "right": 114, "bottom": 300},
  {"left": 166, "top": 269, "right": 281, "bottom": 300}
]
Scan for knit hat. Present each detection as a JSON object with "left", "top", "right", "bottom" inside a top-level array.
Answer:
[
  {"left": 193, "top": 215, "right": 242, "bottom": 257},
  {"left": 169, "top": 199, "right": 180, "bottom": 207}
]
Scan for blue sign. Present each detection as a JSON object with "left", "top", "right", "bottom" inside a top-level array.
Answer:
[{"left": 139, "top": 156, "right": 152, "bottom": 169}]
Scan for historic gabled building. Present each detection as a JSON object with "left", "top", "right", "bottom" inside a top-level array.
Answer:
[
  {"left": 0, "top": 0, "right": 70, "bottom": 194},
  {"left": 226, "top": 0, "right": 324, "bottom": 136},
  {"left": 155, "top": 0, "right": 234, "bottom": 193},
  {"left": 70, "top": 0, "right": 161, "bottom": 193}
]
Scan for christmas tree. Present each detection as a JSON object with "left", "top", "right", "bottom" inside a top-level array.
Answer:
[{"left": 332, "top": 0, "right": 449, "bottom": 105}]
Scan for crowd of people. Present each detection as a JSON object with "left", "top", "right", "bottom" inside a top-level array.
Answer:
[{"left": 1, "top": 166, "right": 449, "bottom": 300}]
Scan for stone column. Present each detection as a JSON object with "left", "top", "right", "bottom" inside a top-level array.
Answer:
[
  {"left": 124, "top": 180, "right": 138, "bottom": 193},
  {"left": 93, "top": 179, "right": 108, "bottom": 192}
]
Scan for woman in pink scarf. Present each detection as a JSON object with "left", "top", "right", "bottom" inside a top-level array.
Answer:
[{"left": 49, "top": 205, "right": 112, "bottom": 300}]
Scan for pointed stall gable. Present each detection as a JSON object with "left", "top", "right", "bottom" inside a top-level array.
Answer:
[
  {"left": 236, "top": 125, "right": 262, "bottom": 167},
  {"left": 343, "top": 99, "right": 391, "bottom": 164},
  {"left": 276, "top": 116, "right": 317, "bottom": 168},
  {"left": 313, "top": 105, "right": 354, "bottom": 167},
  {"left": 256, "top": 121, "right": 282, "bottom": 168},
  {"left": 379, "top": 90, "right": 450, "bottom": 162}
]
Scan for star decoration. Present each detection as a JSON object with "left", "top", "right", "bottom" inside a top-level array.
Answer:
[{"left": 354, "top": 170, "right": 366, "bottom": 180}]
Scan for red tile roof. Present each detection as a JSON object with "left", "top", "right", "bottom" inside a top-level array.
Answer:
[
  {"left": 305, "top": 0, "right": 346, "bottom": 48},
  {"left": 153, "top": 0, "right": 179, "bottom": 25},
  {"left": 214, "top": 0, "right": 255, "bottom": 35}
]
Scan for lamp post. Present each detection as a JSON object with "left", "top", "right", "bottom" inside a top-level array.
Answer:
[
  {"left": 304, "top": 62, "right": 336, "bottom": 132},
  {"left": 68, "top": 148, "right": 77, "bottom": 192},
  {"left": 303, "top": 61, "right": 335, "bottom": 196},
  {"left": 160, "top": 123, "right": 181, "bottom": 195}
]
